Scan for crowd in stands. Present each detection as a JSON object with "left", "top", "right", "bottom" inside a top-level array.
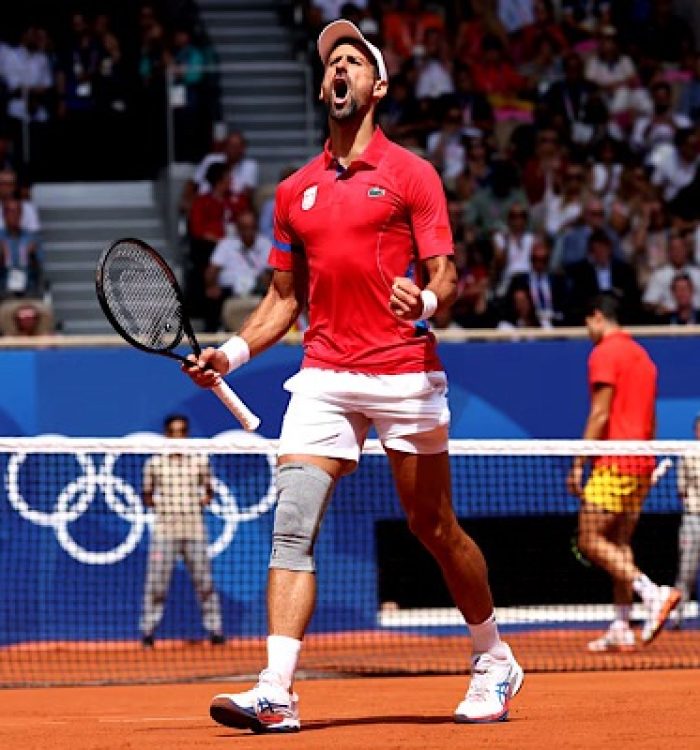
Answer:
[
  {"left": 0, "top": 1, "right": 218, "bottom": 182},
  {"left": 0, "top": 1, "right": 218, "bottom": 336},
  {"left": 266, "top": 0, "right": 700, "bottom": 332},
  {"left": 181, "top": 1, "right": 700, "bottom": 332},
  {"left": 4, "top": 2, "right": 700, "bottom": 334}
]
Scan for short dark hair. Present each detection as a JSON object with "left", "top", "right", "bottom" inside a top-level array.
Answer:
[
  {"left": 164, "top": 414, "right": 189, "bottom": 432},
  {"left": 671, "top": 272, "right": 693, "bottom": 290},
  {"left": 587, "top": 228, "right": 612, "bottom": 249},
  {"left": 204, "top": 162, "right": 228, "bottom": 188},
  {"left": 584, "top": 291, "right": 621, "bottom": 321}
]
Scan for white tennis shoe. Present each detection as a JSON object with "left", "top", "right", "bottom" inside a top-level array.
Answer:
[
  {"left": 454, "top": 644, "right": 524, "bottom": 723},
  {"left": 641, "top": 585, "right": 681, "bottom": 645},
  {"left": 209, "top": 669, "right": 300, "bottom": 733},
  {"left": 587, "top": 621, "right": 636, "bottom": 652}
]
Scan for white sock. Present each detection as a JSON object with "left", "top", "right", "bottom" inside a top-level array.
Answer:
[
  {"left": 266, "top": 634, "right": 302, "bottom": 691},
  {"left": 467, "top": 612, "right": 509, "bottom": 660},
  {"left": 614, "top": 604, "right": 631, "bottom": 625},
  {"left": 632, "top": 574, "right": 658, "bottom": 604}
]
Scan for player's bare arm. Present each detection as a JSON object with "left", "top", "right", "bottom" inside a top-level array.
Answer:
[
  {"left": 567, "top": 383, "right": 614, "bottom": 496},
  {"left": 184, "top": 264, "right": 305, "bottom": 387},
  {"left": 389, "top": 255, "right": 457, "bottom": 320}
]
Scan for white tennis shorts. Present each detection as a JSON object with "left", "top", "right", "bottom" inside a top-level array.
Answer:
[{"left": 277, "top": 368, "right": 450, "bottom": 461}]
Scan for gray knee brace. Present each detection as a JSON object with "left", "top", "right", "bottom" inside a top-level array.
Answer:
[{"left": 269, "top": 462, "right": 335, "bottom": 572}]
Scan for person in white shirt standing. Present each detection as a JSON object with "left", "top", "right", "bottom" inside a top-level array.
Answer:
[
  {"left": 140, "top": 414, "right": 225, "bottom": 648},
  {"left": 492, "top": 203, "right": 534, "bottom": 296},
  {"left": 649, "top": 128, "right": 700, "bottom": 203},
  {"left": 630, "top": 80, "right": 691, "bottom": 163},
  {"left": 1, "top": 27, "right": 54, "bottom": 175},
  {"left": 204, "top": 209, "right": 271, "bottom": 331},
  {"left": 414, "top": 28, "right": 454, "bottom": 100},
  {"left": 2, "top": 27, "right": 53, "bottom": 125}
]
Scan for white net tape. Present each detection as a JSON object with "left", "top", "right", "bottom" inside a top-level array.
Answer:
[{"left": 0, "top": 437, "right": 699, "bottom": 456}]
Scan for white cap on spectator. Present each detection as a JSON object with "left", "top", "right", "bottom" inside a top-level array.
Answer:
[{"left": 317, "top": 19, "right": 388, "bottom": 83}]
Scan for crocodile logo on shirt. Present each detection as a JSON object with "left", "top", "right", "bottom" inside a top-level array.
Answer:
[{"left": 368, "top": 186, "right": 385, "bottom": 198}]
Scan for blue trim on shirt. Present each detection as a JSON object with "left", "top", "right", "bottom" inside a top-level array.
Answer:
[{"left": 273, "top": 238, "right": 292, "bottom": 252}]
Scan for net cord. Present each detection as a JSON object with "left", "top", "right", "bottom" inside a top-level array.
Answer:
[{"left": 1, "top": 437, "right": 699, "bottom": 456}]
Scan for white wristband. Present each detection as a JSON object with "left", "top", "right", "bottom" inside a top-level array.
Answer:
[
  {"left": 218, "top": 335, "right": 250, "bottom": 375},
  {"left": 418, "top": 289, "right": 438, "bottom": 321}
]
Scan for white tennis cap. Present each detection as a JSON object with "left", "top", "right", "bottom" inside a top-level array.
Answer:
[{"left": 317, "top": 19, "right": 388, "bottom": 83}]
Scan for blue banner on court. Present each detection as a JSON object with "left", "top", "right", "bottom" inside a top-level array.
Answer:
[
  {"left": 0, "top": 338, "right": 699, "bottom": 439},
  {"left": 0, "top": 338, "right": 696, "bottom": 645}
]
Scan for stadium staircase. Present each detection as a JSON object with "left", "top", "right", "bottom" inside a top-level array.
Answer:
[
  {"left": 34, "top": 182, "right": 169, "bottom": 334},
  {"left": 198, "top": 0, "right": 322, "bottom": 182},
  {"left": 33, "top": 1, "right": 320, "bottom": 336}
]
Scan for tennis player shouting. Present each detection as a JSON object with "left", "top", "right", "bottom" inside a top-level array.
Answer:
[{"left": 185, "top": 19, "right": 523, "bottom": 732}]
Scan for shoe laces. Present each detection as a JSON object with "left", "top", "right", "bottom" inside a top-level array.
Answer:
[
  {"left": 466, "top": 655, "right": 499, "bottom": 703},
  {"left": 466, "top": 676, "right": 490, "bottom": 703},
  {"left": 257, "top": 669, "right": 285, "bottom": 690}
]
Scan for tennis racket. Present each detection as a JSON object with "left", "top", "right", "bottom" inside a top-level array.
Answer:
[
  {"left": 95, "top": 237, "right": 260, "bottom": 431},
  {"left": 570, "top": 457, "right": 674, "bottom": 567}
]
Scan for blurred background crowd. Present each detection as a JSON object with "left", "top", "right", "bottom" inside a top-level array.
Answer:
[{"left": 3, "top": 1, "right": 700, "bottom": 333}]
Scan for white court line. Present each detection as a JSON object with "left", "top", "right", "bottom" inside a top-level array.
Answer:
[
  {"left": 98, "top": 716, "right": 204, "bottom": 723},
  {"left": 1, "top": 717, "right": 204, "bottom": 728},
  {"left": 1, "top": 720, "right": 70, "bottom": 727},
  {"left": 378, "top": 601, "right": 699, "bottom": 627}
]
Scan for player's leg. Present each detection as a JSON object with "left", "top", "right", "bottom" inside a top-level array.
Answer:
[
  {"left": 585, "top": 509, "right": 638, "bottom": 651},
  {"left": 139, "top": 534, "right": 177, "bottom": 646},
  {"left": 619, "top": 479, "right": 681, "bottom": 644},
  {"left": 210, "top": 455, "right": 350, "bottom": 733},
  {"left": 267, "top": 454, "right": 355, "bottom": 640},
  {"left": 578, "top": 504, "right": 641, "bottom": 582},
  {"left": 182, "top": 538, "right": 224, "bottom": 643},
  {"left": 210, "top": 387, "right": 368, "bottom": 733},
  {"left": 581, "top": 470, "right": 680, "bottom": 644},
  {"left": 385, "top": 446, "right": 493, "bottom": 623},
  {"left": 578, "top": 467, "right": 649, "bottom": 585},
  {"left": 384, "top": 442, "right": 523, "bottom": 724},
  {"left": 371, "top": 371, "right": 521, "bottom": 722}
]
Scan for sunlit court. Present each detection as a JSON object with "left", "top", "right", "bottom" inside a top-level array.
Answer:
[
  {"left": 2, "top": 0, "right": 700, "bottom": 747},
  {"left": 2, "top": 439, "right": 699, "bottom": 748},
  {"left": 1, "top": 672, "right": 699, "bottom": 750}
]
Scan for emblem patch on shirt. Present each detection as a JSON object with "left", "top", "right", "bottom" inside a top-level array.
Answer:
[
  {"left": 368, "top": 186, "right": 385, "bottom": 198},
  {"left": 301, "top": 185, "right": 318, "bottom": 210}
]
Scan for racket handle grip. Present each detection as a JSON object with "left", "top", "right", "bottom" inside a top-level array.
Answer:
[{"left": 211, "top": 381, "right": 260, "bottom": 432}]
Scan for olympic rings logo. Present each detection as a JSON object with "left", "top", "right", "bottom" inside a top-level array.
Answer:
[{"left": 3, "top": 431, "right": 277, "bottom": 566}]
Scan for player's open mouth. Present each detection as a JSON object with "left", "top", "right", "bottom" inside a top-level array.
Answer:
[{"left": 332, "top": 78, "right": 349, "bottom": 106}]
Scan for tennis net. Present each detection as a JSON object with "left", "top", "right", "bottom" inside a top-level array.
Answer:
[{"left": 1, "top": 436, "right": 698, "bottom": 687}]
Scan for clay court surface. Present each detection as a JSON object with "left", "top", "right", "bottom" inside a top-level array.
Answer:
[{"left": 1, "top": 670, "right": 698, "bottom": 750}]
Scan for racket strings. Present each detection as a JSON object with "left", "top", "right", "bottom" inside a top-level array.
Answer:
[{"left": 101, "top": 244, "right": 184, "bottom": 351}]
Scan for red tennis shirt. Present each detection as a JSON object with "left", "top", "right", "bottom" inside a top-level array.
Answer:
[
  {"left": 588, "top": 330, "right": 657, "bottom": 475},
  {"left": 268, "top": 128, "right": 454, "bottom": 374}
]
